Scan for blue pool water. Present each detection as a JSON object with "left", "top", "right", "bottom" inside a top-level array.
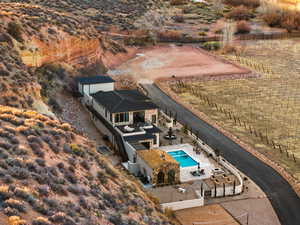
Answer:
[{"left": 168, "top": 150, "right": 198, "bottom": 167}]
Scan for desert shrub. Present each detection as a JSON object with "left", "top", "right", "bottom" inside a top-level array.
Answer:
[
  {"left": 8, "top": 216, "right": 27, "bottom": 225},
  {"left": 262, "top": 9, "right": 282, "bottom": 27},
  {"left": 106, "top": 166, "right": 118, "bottom": 178},
  {"left": 67, "top": 185, "right": 86, "bottom": 195},
  {"left": 32, "top": 217, "right": 51, "bottom": 225},
  {"left": 97, "top": 171, "right": 107, "bottom": 184},
  {"left": 29, "top": 143, "right": 45, "bottom": 158},
  {"left": 12, "top": 147, "right": 28, "bottom": 156},
  {"left": 103, "top": 193, "right": 118, "bottom": 209},
  {"left": 226, "top": 6, "right": 254, "bottom": 20},
  {"left": 78, "top": 196, "right": 90, "bottom": 209},
  {"left": 109, "top": 213, "right": 123, "bottom": 225},
  {"left": 68, "top": 157, "right": 77, "bottom": 167},
  {"left": 25, "top": 161, "right": 38, "bottom": 172},
  {"left": 7, "top": 22, "right": 23, "bottom": 42},
  {"left": 60, "top": 123, "right": 71, "bottom": 131},
  {"left": 80, "top": 160, "right": 90, "bottom": 170},
  {"left": 0, "top": 159, "right": 8, "bottom": 169},
  {"left": 9, "top": 167, "right": 30, "bottom": 180},
  {"left": 38, "top": 185, "right": 50, "bottom": 196},
  {"left": 57, "top": 162, "right": 65, "bottom": 170},
  {"left": 224, "top": 0, "right": 260, "bottom": 8},
  {"left": 6, "top": 158, "right": 24, "bottom": 168},
  {"left": 5, "top": 207, "right": 20, "bottom": 217},
  {"left": 0, "top": 185, "right": 12, "bottom": 200},
  {"left": 47, "top": 166, "right": 58, "bottom": 176},
  {"left": 48, "top": 142, "right": 60, "bottom": 154},
  {"left": 68, "top": 165, "right": 75, "bottom": 173},
  {"left": 41, "top": 135, "right": 51, "bottom": 144},
  {"left": 48, "top": 98, "right": 62, "bottom": 113},
  {"left": 236, "top": 20, "right": 251, "bottom": 34},
  {"left": 170, "top": 0, "right": 187, "bottom": 6},
  {"left": 4, "top": 199, "right": 26, "bottom": 213},
  {"left": 49, "top": 183, "right": 67, "bottom": 195},
  {"left": 0, "top": 141, "right": 12, "bottom": 150},
  {"left": 262, "top": 9, "right": 300, "bottom": 31},
  {"left": 35, "top": 158, "right": 46, "bottom": 167},
  {"left": 69, "top": 144, "right": 85, "bottom": 157},
  {"left": 49, "top": 212, "right": 67, "bottom": 223},
  {"left": 27, "top": 135, "right": 43, "bottom": 147},
  {"left": 64, "top": 171, "right": 77, "bottom": 184},
  {"left": 14, "top": 187, "right": 32, "bottom": 201},
  {"left": 202, "top": 41, "right": 221, "bottom": 50},
  {"left": 42, "top": 198, "right": 58, "bottom": 210},
  {"left": 32, "top": 200, "right": 49, "bottom": 215},
  {"left": 3, "top": 174, "right": 13, "bottom": 184},
  {"left": 173, "top": 14, "right": 185, "bottom": 23},
  {"left": 164, "top": 207, "right": 175, "bottom": 219},
  {"left": 32, "top": 172, "right": 49, "bottom": 184}
]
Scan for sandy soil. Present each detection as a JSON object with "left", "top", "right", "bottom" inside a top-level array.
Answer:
[
  {"left": 108, "top": 45, "right": 249, "bottom": 81},
  {"left": 175, "top": 204, "right": 239, "bottom": 225}
]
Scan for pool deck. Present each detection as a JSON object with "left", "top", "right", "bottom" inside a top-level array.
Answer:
[{"left": 160, "top": 144, "right": 217, "bottom": 182}]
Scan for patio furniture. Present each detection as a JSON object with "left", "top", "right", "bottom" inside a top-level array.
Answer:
[{"left": 124, "top": 125, "right": 135, "bottom": 132}]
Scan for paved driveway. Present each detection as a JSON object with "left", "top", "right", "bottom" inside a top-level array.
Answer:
[{"left": 142, "top": 83, "right": 300, "bottom": 225}]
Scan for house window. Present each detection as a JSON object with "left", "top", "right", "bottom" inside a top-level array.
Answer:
[
  {"left": 153, "top": 136, "right": 157, "bottom": 145},
  {"left": 115, "top": 112, "right": 129, "bottom": 123},
  {"left": 151, "top": 114, "right": 157, "bottom": 124}
]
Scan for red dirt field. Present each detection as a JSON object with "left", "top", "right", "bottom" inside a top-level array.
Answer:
[{"left": 108, "top": 45, "right": 250, "bottom": 81}]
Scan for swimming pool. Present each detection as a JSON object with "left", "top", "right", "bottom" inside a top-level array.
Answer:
[{"left": 168, "top": 150, "right": 198, "bottom": 167}]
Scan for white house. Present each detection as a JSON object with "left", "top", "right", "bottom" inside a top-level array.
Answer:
[
  {"left": 77, "top": 75, "right": 161, "bottom": 161},
  {"left": 77, "top": 75, "right": 115, "bottom": 96}
]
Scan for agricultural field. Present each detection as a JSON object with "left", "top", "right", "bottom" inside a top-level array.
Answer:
[{"left": 170, "top": 38, "right": 300, "bottom": 180}]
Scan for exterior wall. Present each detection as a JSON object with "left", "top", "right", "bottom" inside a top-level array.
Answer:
[
  {"left": 112, "top": 112, "right": 133, "bottom": 126},
  {"left": 128, "top": 162, "right": 140, "bottom": 176},
  {"left": 81, "top": 82, "right": 114, "bottom": 96},
  {"left": 151, "top": 163, "right": 180, "bottom": 186},
  {"left": 152, "top": 133, "right": 160, "bottom": 148},
  {"left": 161, "top": 198, "right": 204, "bottom": 211},
  {"left": 145, "top": 109, "right": 158, "bottom": 125},
  {"left": 136, "top": 157, "right": 154, "bottom": 180},
  {"left": 90, "top": 111, "right": 114, "bottom": 144},
  {"left": 124, "top": 142, "right": 137, "bottom": 162},
  {"left": 92, "top": 100, "right": 110, "bottom": 121}
]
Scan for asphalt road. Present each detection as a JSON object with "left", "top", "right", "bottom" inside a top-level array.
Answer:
[{"left": 142, "top": 83, "right": 300, "bottom": 225}]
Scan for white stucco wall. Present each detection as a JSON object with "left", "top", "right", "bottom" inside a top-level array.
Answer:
[
  {"left": 124, "top": 142, "right": 137, "bottom": 163},
  {"left": 81, "top": 82, "right": 114, "bottom": 96},
  {"left": 136, "top": 155, "right": 153, "bottom": 179},
  {"left": 161, "top": 198, "right": 204, "bottom": 211},
  {"left": 92, "top": 100, "right": 111, "bottom": 122}
]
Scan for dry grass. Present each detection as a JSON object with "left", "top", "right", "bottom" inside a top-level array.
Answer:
[{"left": 170, "top": 39, "right": 300, "bottom": 180}]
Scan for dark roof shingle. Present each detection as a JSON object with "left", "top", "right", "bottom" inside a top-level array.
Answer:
[
  {"left": 91, "top": 90, "right": 157, "bottom": 113},
  {"left": 77, "top": 76, "right": 115, "bottom": 85}
]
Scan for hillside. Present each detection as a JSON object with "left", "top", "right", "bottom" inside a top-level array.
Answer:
[
  {"left": 0, "top": 106, "right": 172, "bottom": 225},
  {"left": 0, "top": 2, "right": 143, "bottom": 112}
]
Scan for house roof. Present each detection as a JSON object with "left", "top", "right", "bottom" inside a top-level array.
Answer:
[
  {"left": 137, "top": 149, "right": 179, "bottom": 169},
  {"left": 77, "top": 75, "right": 115, "bottom": 85},
  {"left": 91, "top": 90, "right": 157, "bottom": 113},
  {"left": 123, "top": 133, "right": 156, "bottom": 142}
]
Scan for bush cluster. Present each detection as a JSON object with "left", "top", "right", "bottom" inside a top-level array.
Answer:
[
  {"left": 226, "top": 6, "right": 254, "bottom": 20},
  {"left": 224, "top": 0, "right": 260, "bottom": 8},
  {"left": 262, "top": 9, "right": 300, "bottom": 32},
  {"left": 236, "top": 20, "right": 251, "bottom": 34}
]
